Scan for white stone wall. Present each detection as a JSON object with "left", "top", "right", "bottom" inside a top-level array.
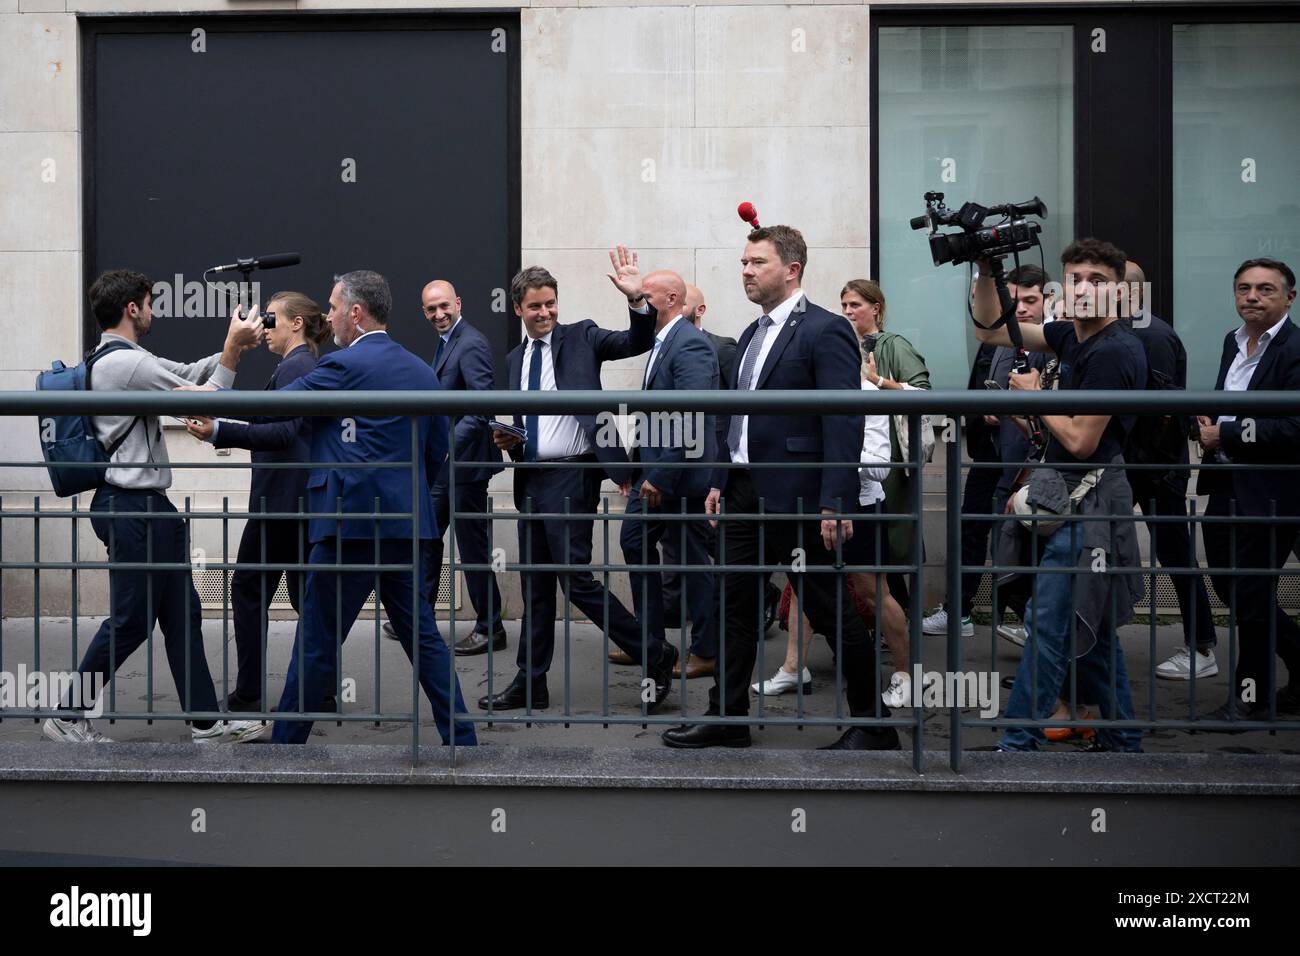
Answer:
[{"left": 0, "top": 0, "right": 1156, "bottom": 617}]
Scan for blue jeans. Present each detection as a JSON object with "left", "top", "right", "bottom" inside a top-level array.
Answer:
[{"left": 999, "top": 523, "right": 1141, "bottom": 752}]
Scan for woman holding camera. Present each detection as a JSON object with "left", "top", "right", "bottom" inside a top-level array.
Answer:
[
  {"left": 187, "top": 292, "right": 330, "bottom": 731},
  {"left": 841, "top": 279, "right": 931, "bottom": 609}
]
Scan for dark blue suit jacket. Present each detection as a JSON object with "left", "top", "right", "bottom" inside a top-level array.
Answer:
[
  {"left": 635, "top": 317, "right": 719, "bottom": 499},
  {"left": 280, "top": 332, "right": 447, "bottom": 542},
  {"left": 1195, "top": 316, "right": 1300, "bottom": 515},
  {"left": 506, "top": 309, "right": 654, "bottom": 498},
  {"left": 432, "top": 318, "right": 504, "bottom": 485},
  {"left": 212, "top": 344, "right": 317, "bottom": 516},
  {"left": 717, "top": 295, "right": 863, "bottom": 514}
]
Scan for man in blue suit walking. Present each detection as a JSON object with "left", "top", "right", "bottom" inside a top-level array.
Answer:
[
  {"left": 619, "top": 269, "right": 719, "bottom": 679},
  {"left": 271, "top": 270, "right": 477, "bottom": 746},
  {"left": 484, "top": 258, "right": 677, "bottom": 713},
  {"left": 383, "top": 279, "right": 507, "bottom": 655}
]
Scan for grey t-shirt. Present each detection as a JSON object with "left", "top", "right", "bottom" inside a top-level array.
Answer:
[{"left": 89, "top": 334, "right": 234, "bottom": 490}]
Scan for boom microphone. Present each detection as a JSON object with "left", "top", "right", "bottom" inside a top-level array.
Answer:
[
  {"left": 207, "top": 253, "right": 301, "bottom": 274},
  {"left": 737, "top": 202, "right": 760, "bottom": 229}
]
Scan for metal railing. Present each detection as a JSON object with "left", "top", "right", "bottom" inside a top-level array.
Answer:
[{"left": 1, "top": 388, "right": 1298, "bottom": 770}]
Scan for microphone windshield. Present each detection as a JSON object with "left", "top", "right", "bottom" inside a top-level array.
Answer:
[
  {"left": 256, "top": 253, "right": 301, "bottom": 270},
  {"left": 737, "top": 202, "right": 759, "bottom": 226}
]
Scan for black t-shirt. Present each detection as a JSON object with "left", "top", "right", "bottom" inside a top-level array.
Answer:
[{"left": 1041, "top": 319, "right": 1148, "bottom": 465}]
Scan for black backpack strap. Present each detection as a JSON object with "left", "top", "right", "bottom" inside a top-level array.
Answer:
[{"left": 84, "top": 341, "right": 143, "bottom": 455}]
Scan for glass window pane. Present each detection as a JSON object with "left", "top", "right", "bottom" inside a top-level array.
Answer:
[
  {"left": 877, "top": 26, "right": 1074, "bottom": 387},
  {"left": 1173, "top": 22, "right": 1300, "bottom": 391}
]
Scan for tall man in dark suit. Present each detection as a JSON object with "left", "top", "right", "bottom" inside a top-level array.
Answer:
[
  {"left": 271, "top": 270, "right": 476, "bottom": 746},
  {"left": 483, "top": 258, "right": 677, "bottom": 713},
  {"left": 1121, "top": 260, "right": 1218, "bottom": 681},
  {"left": 661, "top": 226, "right": 898, "bottom": 751},
  {"left": 619, "top": 270, "right": 719, "bottom": 680},
  {"left": 1194, "top": 257, "right": 1300, "bottom": 723},
  {"left": 383, "top": 280, "right": 507, "bottom": 654}
]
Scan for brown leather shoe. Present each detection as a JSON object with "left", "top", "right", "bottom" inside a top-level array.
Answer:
[
  {"left": 672, "top": 653, "right": 717, "bottom": 679},
  {"left": 608, "top": 649, "right": 635, "bottom": 665}
]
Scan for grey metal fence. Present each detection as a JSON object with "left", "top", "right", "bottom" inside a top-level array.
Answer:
[{"left": 1, "top": 388, "right": 1298, "bottom": 770}]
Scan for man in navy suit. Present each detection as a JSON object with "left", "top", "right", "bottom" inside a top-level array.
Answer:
[
  {"left": 271, "top": 270, "right": 476, "bottom": 746},
  {"left": 618, "top": 270, "right": 719, "bottom": 680},
  {"left": 383, "top": 279, "right": 506, "bottom": 655},
  {"left": 483, "top": 258, "right": 677, "bottom": 713},
  {"left": 662, "top": 226, "right": 897, "bottom": 751},
  {"left": 1194, "top": 257, "right": 1300, "bottom": 724}
]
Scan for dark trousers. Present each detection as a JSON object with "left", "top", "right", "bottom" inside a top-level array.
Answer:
[
  {"left": 1128, "top": 470, "right": 1217, "bottom": 652},
  {"left": 516, "top": 465, "right": 670, "bottom": 684},
  {"left": 271, "top": 538, "right": 476, "bottom": 745},
  {"left": 73, "top": 486, "right": 218, "bottom": 719},
  {"left": 1202, "top": 494, "right": 1300, "bottom": 701},
  {"left": 620, "top": 489, "right": 716, "bottom": 660},
  {"left": 229, "top": 517, "right": 305, "bottom": 710},
  {"left": 951, "top": 458, "right": 1001, "bottom": 618},
  {"left": 710, "top": 470, "right": 885, "bottom": 718},
  {"left": 431, "top": 477, "right": 503, "bottom": 632}
]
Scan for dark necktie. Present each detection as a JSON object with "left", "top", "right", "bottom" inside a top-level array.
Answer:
[
  {"left": 523, "top": 338, "right": 543, "bottom": 462},
  {"left": 434, "top": 335, "right": 447, "bottom": 369},
  {"left": 726, "top": 314, "right": 774, "bottom": 452}
]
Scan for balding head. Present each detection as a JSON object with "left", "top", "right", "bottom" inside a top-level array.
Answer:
[
  {"left": 684, "top": 284, "right": 706, "bottom": 326},
  {"left": 643, "top": 270, "right": 688, "bottom": 327},
  {"left": 421, "top": 279, "right": 462, "bottom": 333},
  {"left": 1124, "top": 260, "right": 1146, "bottom": 315}
]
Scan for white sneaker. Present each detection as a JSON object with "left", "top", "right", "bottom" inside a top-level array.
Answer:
[
  {"left": 1156, "top": 647, "right": 1218, "bottom": 681},
  {"left": 922, "top": 608, "right": 974, "bottom": 637},
  {"left": 42, "top": 717, "right": 113, "bottom": 743},
  {"left": 997, "top": 623, "right": 1028, "bottom": 647},
  {"left": 751, "top": 667, "right": 813, "bottom": 696},
  {"left": 882, "top": 670, "right": 912, "bottom": 708},
  {"left": 191, "top": 722, "right": 226, "bottom": 743},
  {"left": 225, "top": 719, "right": 272, "bottom": 743},
  {"left": 192, "top": 718, "right": 273, "bottom": 743}
]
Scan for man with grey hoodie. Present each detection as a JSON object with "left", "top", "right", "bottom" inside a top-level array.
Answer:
[{"left": 44, "top": 269, "right": 264, "bottom": 744}]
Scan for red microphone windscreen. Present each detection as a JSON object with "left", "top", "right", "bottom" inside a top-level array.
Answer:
[{"left": 737, "top": 202, "right": 760, "bottom": 228}]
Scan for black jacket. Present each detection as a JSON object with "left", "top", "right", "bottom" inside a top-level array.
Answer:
[
  {"left": 1195, "top": 316, "right": 1300, "bottom": 516},
  {"left": 212, "top": 344, "right": 317, "bottom": 516}
]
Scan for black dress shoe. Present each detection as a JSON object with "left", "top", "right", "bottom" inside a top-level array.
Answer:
[
  {"left": 661, "top": 722, "right": 751, "bottom": 749},
  {"left": 382, "top": 620, "right": 400, "bottom": 640},
  {"left": 478, "top": 680, "right": 548, "bottom": 712},
  {"left": 646, "top": 644, "right": 679, "bottom": 714},
  {"left": 1191, "top": 700, "right": 1270, "bottom": 733},
  {"left": 455, "top": 625, "right": 508, "bottom": 656},
  {"left": 819, "top": 726, "right": 901, "bottom": 751}
]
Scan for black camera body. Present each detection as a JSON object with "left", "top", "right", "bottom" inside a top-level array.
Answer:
[{"left": 910, "top": 191, "right": 1047, "bottom": 267}]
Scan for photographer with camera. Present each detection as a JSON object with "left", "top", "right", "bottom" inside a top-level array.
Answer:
[{"left": 968, "top": 238, "right": 1146, "bottom": 753}]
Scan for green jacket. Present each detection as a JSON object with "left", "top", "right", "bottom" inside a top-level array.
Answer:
[{"left": 872, "top": 331, "right": 931, "bottom": 565}]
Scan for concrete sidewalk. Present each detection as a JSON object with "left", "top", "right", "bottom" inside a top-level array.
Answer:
[{"left": 0, "top": 616, "right": 1295, "bottom": 755}]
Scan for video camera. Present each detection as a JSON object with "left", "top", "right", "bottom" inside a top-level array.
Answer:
[{"left": 910, "top": 192, "right": 1047, "bottom": 267}]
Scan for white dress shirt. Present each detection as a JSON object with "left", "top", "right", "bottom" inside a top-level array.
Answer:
[
  {"left": 731, "top": 289, "right": 807, "bottom": 465},
  {"left": 643, "top": 313, "right": 686, "bottom": 386},
  {"left": 1215, "top": 312, "right": 1290, "bottom": 459},
  {"left": 858, "top": 380, "right": 892, "bottom": 506},
  {"left": 520, "top": 330, "right": 592, "bottom": 460}
]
